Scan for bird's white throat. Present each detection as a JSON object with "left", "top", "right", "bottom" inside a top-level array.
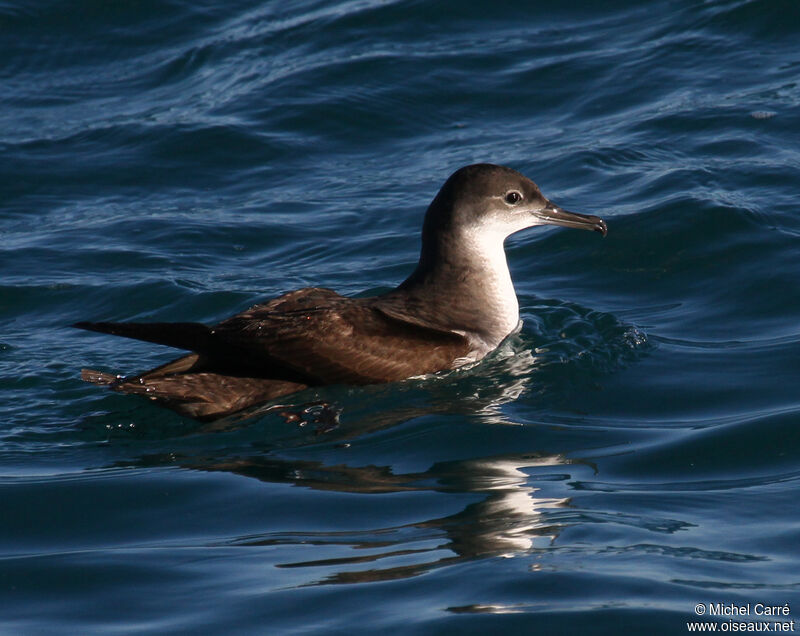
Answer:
[{"left": 458, "top": 224, "right": 521, "bottom": 347}]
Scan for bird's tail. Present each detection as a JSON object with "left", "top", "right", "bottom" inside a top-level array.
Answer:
[
  {"left": 72, "top": 321, "right": 213, "bottom": 352},
  {"left": 80, "top": 368, "right": 120, "bottom": 385}
]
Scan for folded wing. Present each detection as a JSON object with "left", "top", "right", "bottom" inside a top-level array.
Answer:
[{"left": 75, "top": 287, "right": 471, "bottom": 387}]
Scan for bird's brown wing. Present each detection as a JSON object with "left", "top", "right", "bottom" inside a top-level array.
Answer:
[
  {"left": 212, "top": 288, "right": 471, "bottom": 385},
  {"left": 75, "top": 287, "right": 471, "bottom": 387}
]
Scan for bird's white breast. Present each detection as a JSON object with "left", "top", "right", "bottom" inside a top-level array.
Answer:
[{"left": 458, "top": 225, "right": 521, "bottom": 353}]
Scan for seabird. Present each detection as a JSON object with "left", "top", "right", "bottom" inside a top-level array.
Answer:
[{"left": 75, "top": 163, "right": 607, "bottom": 421}]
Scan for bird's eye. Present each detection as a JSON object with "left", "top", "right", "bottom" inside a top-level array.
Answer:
[{"left": 505, "top": 191, "right": 522, "bottom": 205}]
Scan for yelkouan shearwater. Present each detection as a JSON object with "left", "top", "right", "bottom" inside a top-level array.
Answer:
[{"left": 75, "top": 164, "right": 607, "bottom": 420}]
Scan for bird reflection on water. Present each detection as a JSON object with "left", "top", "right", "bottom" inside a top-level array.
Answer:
[
  {"left": 92, "top": 301, "right": 645, "bottom": 587},
  {"left": 111, "top": 342, "right": 594, "bottom": 586},
  {"left": 215, "top": 452, "right": 576, "bottom": 586}
]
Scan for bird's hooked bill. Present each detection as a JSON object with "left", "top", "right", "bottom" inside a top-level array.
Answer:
[{"left": 535, "top": 203, "right": 608, "bottom": 237}]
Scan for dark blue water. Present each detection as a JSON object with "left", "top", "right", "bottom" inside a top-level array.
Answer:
[{"left": 2, "top": 1, "right": 800, "bottom": 634}]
